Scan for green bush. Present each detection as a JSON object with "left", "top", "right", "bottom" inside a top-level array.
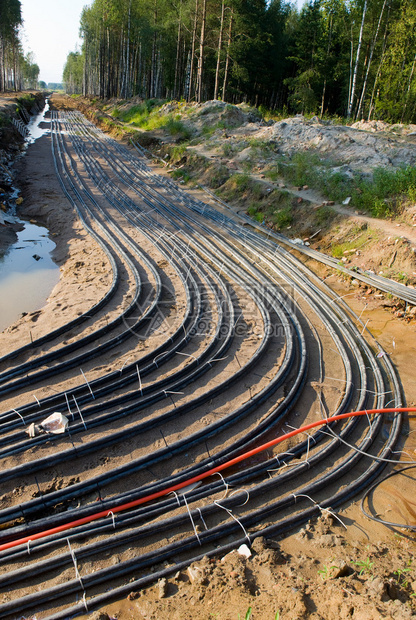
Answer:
[
  {"left": 352, "top": 165, "right": 416, "bottom": 217},
  {"left": 272, "top": 206, "right": 293, "bottom": 229}
]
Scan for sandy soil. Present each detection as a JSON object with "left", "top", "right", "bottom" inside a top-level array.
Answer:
[{"left": 0, "top": 94, "right": 414, "bottom": 619}]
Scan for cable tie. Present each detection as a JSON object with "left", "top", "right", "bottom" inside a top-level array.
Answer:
[
  {"left": 171, "top": 491, "right": 181, "bottom": 507},
  {"left": 229, "top": 489, "right": 250, "bottom": 507},
  {"left": 211, "top": 472, "right": 229, "bottom": 499},
  {"left": 107, "top": 511, "right": 116, "bottom": 529},
  {"left": 82, "top": 592, "right": 88, "bottom": 611},
  {"left": 214, "top": 500, "right": 250, "bottom": 542},
  {"left": 197, "top": 508, "right": 208, "bottom": 531},
  {"left": 136, "top": 364, "right": 143, "bottom": 396},
  {"left": 65, "top": 393, "right": 74, "bottom": 420},
  {"left": 12, "top": 409, "right": 26, "bottom": 426},
  {"left": 73, "top": 395, "right": 87, "bottom": 431},
  {"left": 27, "top": 539, "right": 31, "bottom": 555},
  {"left": 176, "top": 351, "right": 198, "bottom": 364},
  {"left": 182, "top": 494, "right": 201, "bottom": 545},
  {"left": 80, "top": 368, "right": 95, "bottom": 400}
]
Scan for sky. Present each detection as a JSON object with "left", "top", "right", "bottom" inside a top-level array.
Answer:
[
  {"left": 20, "top": 0, "right": 93, "bottom": 84},
  {"left": 20, "top": 0, "right": 306, "bottom": 85}
]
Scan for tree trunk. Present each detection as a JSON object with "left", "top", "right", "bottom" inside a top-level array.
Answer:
[
  {"left": 347, "top": 0, "right": 367, "bottom": 119},
  {"left": 222, "top": 8, "right": 233, "bottom": 102},
  {"left": 402, "top": 53, "right": 416, "bottom": 122},
  {"left": 355, "top": 0, "right": 387, "bottom": 120},
  {"left": 214, "top": 0, "right": 225, "bottom": 100},
  {"left": 196, "top": 0, "right": 207, "bottom": 103},
  {"left": 174, "top": 0, "right": 183, "bottom": 99},
  {"left": 367, "top": 12, "right": 390, "bottom": 121},
  {"left": 187, "top": 0, "right": 199, "bottom": 101}
]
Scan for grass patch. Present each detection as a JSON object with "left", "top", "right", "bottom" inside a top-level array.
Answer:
[
  {"left": 315, "top": 205, "right": 338, "bottom": 227},
  {"left": 113, "top": 99, "right": 191, "bottom": 140},
  {"left": 331, "top": 224, "right": 377, "bottom": 258},
  {"left": 352, "top": 166, "right": 416, "bottom": 217},
  {"left": 280, "top": 151, "right": 322, "bottom": 186},
  {"left": 272, "top": 206, "right": 293, "bottom": 228},
  {"left": 169, "top": 143, "right": 189, "bottom": 163}
]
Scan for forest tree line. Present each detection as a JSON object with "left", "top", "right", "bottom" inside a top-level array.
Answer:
[
  {"left": 0, "top": 0, "right": 40, "bottom": 91},
  {"left": 67, "top": 0, "right": 416, "bottom": 123}
]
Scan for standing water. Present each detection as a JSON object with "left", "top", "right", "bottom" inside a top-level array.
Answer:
[{"left": 0, "top": 99, "right": 60, "bottom": 332}]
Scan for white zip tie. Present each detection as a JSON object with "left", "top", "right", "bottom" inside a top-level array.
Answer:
[
  {"left": 208, "top": 355, "right": 229, "bottom": 364},
  {"left": 73, "top": 396, "right": 87, "bottom": 431},
  {"left": 82, "top": 592, "right": 88, "bottom": 611},
  {"left": 229, "top": 489, "right": 250, "bottom": 507},
  {"left": 104, "top": 510, "right": 115, "bottom": 529},
  {"left": 65, "top": 393, "right": 74, "bottom": 421},
  {"left": 214, "top": 500, "right": 250, "bottom": 542},
  {"left": 197, "top": 508, "right": 208, "bottom": 531},
  {"left": 136, "top": 364, "right": 143, "bottom": 396},
  {"left": 171, "top": 491, "right": 181, "bottom": 507},
  {"left": 211, "top": 472, "right": 229, "bottom": 499},
  {"left": 183, "top": 493, "right": 201, "bottom": 545},
  {"left": 67, "top": 538, "right": 81, "bottom": 580},
  {"left": 365, "top": 410, "right": 374, "bottom": 437},
  {"left": 27, "top": 539, "right": 31, "bottom": 555},
  {"left": 119, "top": 358, "right": 129, "bottom": 374},
  {"left": 80, "top": 368, "right": 95, "bottom": 400},
  {"left": 12, "top": 409, "right": 26, "bottom": 426},
  {"left": 320, "top": 425, "right": 416, "bottom": 465},
  {"left": 33, "top": 394, "right": 41, "bottom": 408},
  {"left": 153, "top": 352, "right": 166, "bottom": 368},
  {"left": 292, "top": 493, "right": 347, "bottom": 530},
  {"left": 176, "top": 351, "right": 198, "bottom": 364}
]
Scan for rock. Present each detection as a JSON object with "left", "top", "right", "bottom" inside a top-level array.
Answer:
[
  {"left": 237, "top": 543, "right": 251, "bottom": 558},
  {"left": 330, "top": 560, "right": 352, "bottom": 579},
  {"left": 187, "top": 564, "right": 205, "bottom": 584},
  {"left": 367, "top": 576, "right": 389, "bottom": 600},
  {"left": 158, "top": 577, "right": 168, "bottom": 598}
]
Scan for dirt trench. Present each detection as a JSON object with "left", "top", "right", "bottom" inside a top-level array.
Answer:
[{"left": 0, "top": 94, "right": 414, "bottom": 620}]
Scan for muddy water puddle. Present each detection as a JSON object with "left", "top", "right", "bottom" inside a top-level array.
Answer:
[
  {"left": 25, "top": 98, "right": 51, "bottom": 145},
  {"left": 0, "top": 221, "right": 59, "bottom": 332},
  {"left": 0, "top": 99, "right": 59, "bottom": 333}
]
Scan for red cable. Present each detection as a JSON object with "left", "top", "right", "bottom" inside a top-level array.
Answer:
[{"left": 1, "top": 407, "right": 415, "bottom": 552}]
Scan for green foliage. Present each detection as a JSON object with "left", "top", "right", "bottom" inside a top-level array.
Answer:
[
  {"left": 170, "top": 143, "right": 188, "bottom": 162},
  {"left": 63, "top": 51, "right": 84, "bottom": 95},
  {"left": 315, "top": 205, "right": 337, "bottom": 227},
  {"left": 272, "top": 206, "right": 293, "bottom": 229},
  {"left": 117, "top": 100, "right": 165, "bottom": 125},
  {"left": 352, "top": 558, "right": 374, "bottom": 576},
  {"left": 352, "top": 166, "right": 416, "bottom": 217},
  {"left": 331, "top": 224, "right": 375, "bottom": 258},
  {"left": 280, "top": 151, "right": 321, "bottom": 187},
  {"left": 237, "top": 607, "right": 252, "bottom": 620},
  {"left": 393, "top": 560, "right": 413, "bottom": 588}
]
